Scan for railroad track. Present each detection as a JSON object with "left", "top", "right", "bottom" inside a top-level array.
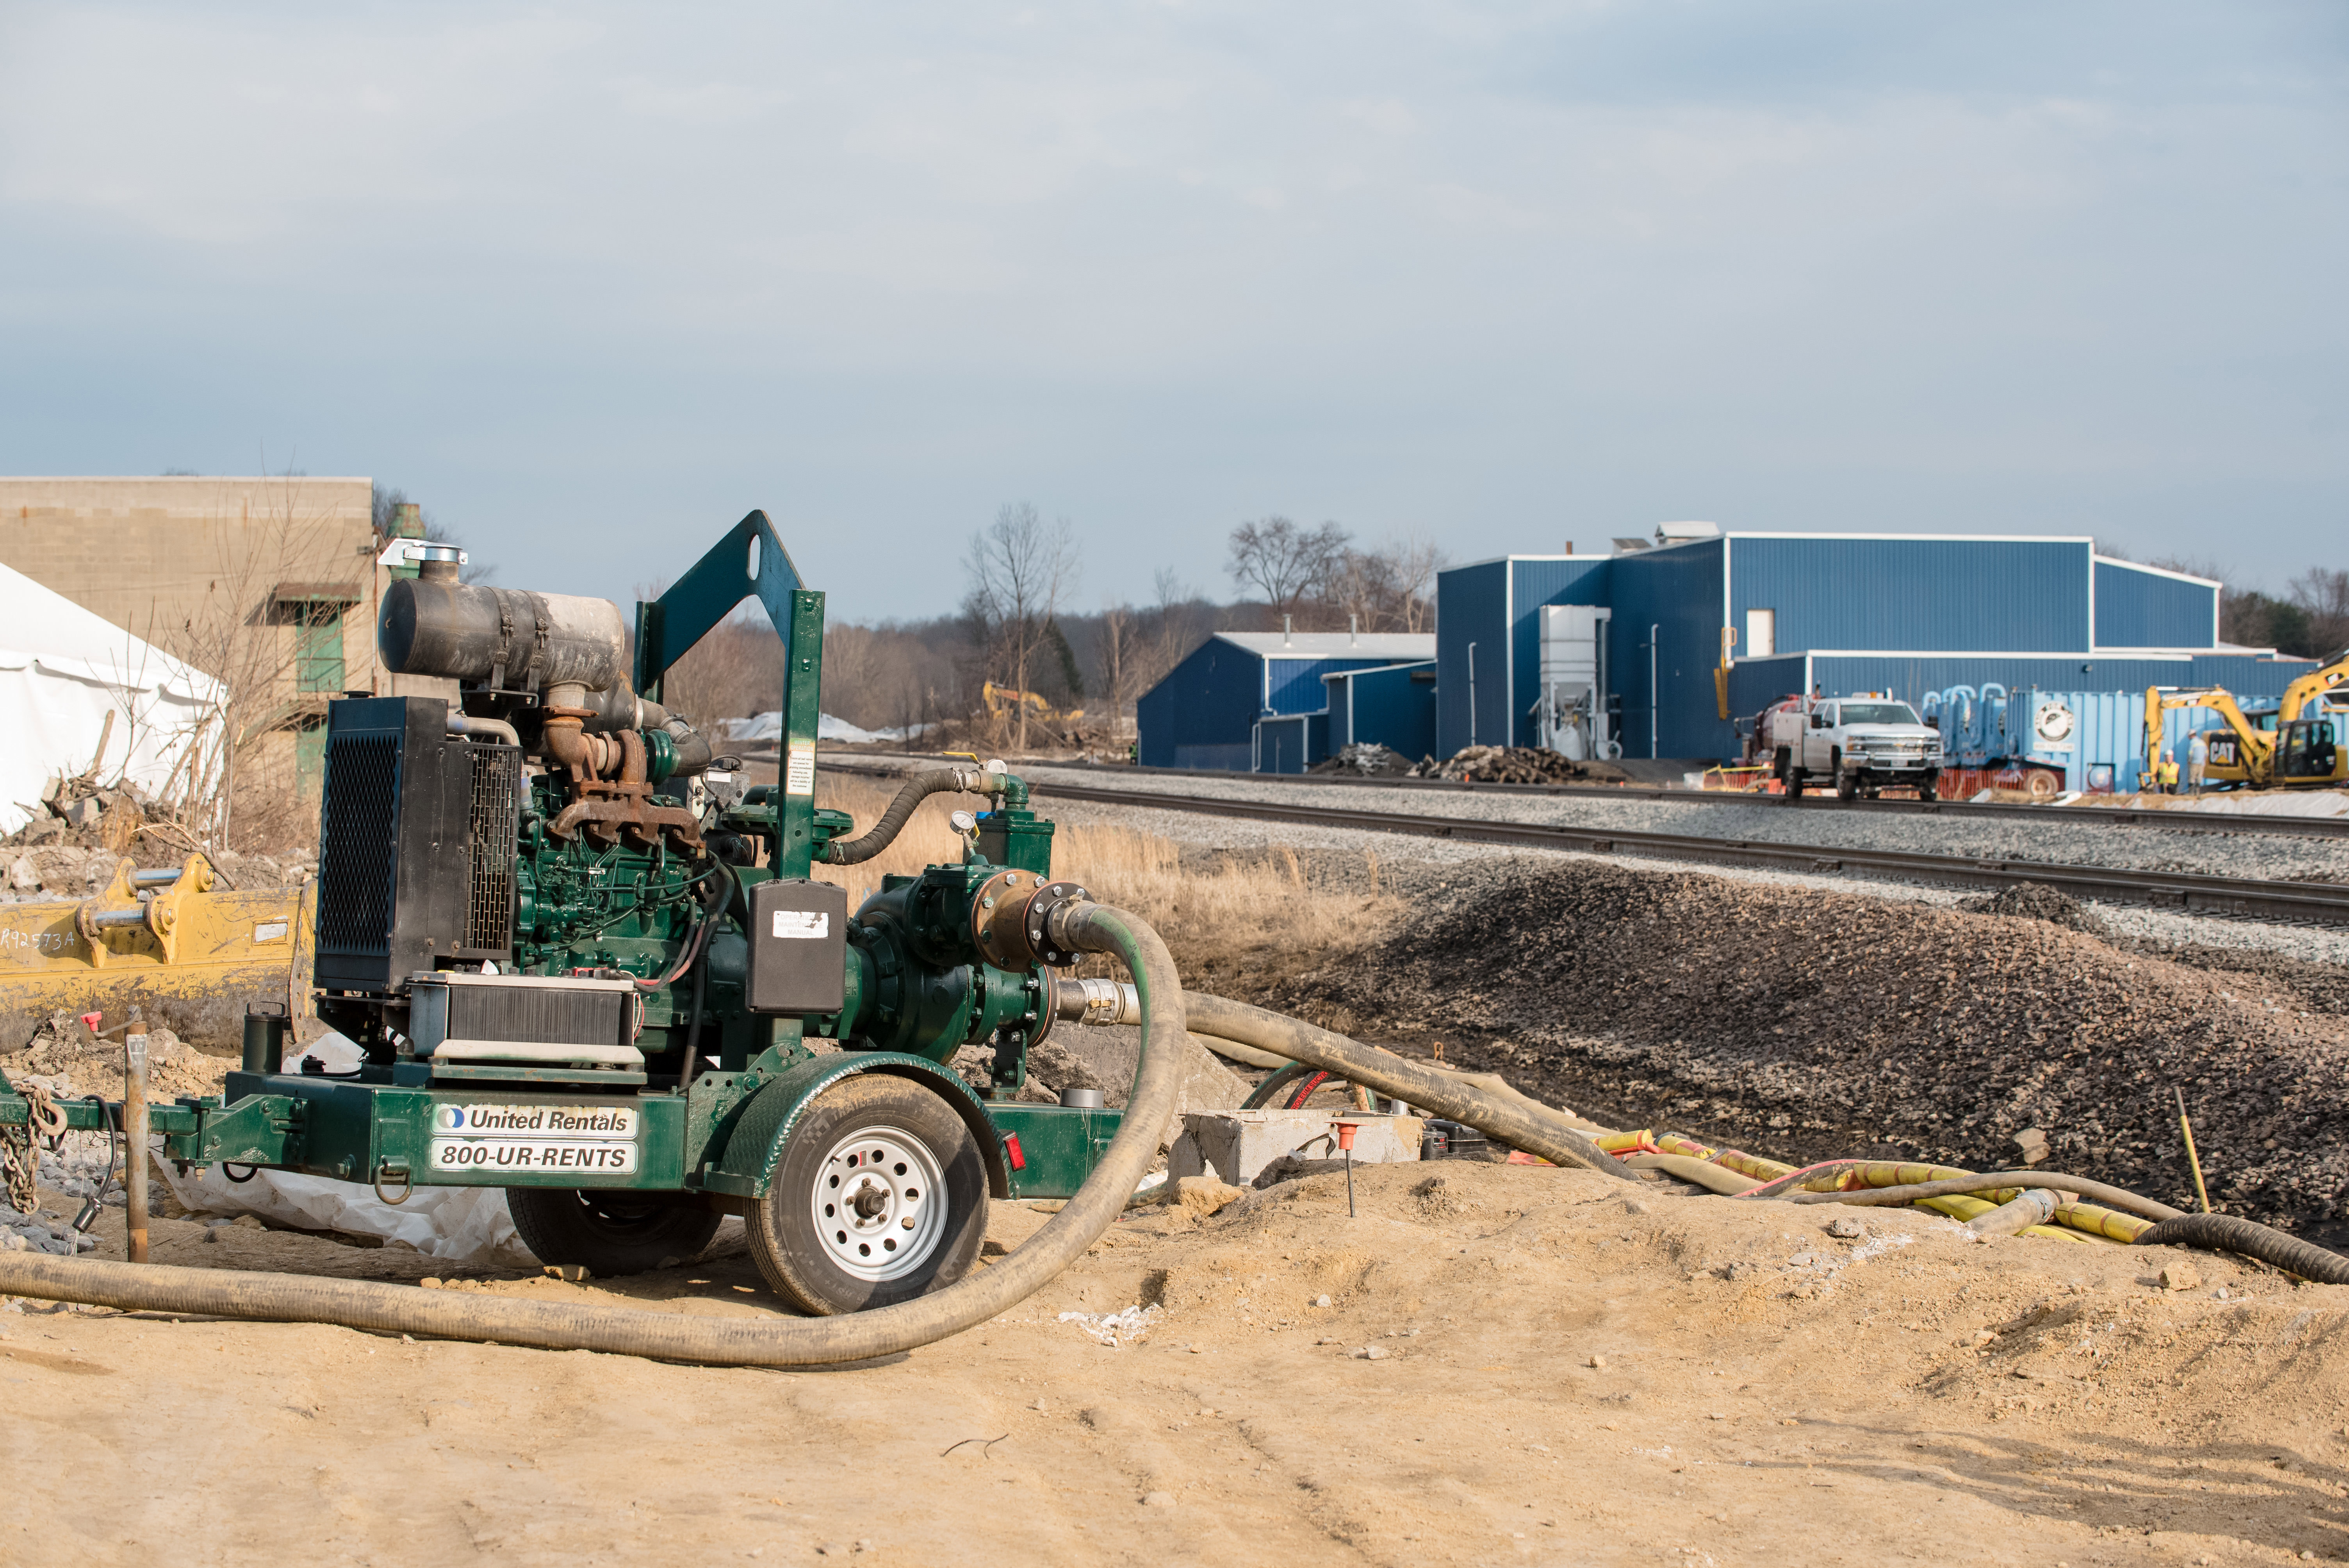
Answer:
[
  {"left": 973, "top": 775, "right": 2349, "bottom": 927},
  {"left": 1051, "top": 761, "right": 2349, "bottom": 839}
]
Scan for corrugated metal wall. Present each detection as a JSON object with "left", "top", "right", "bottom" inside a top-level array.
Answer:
[
  {"left": 1608, "top": 539, "right": 1727, "bottom": 757},
  {"left": 1435, "top": 560, "right": 1508, "bottom": 755},
  {"left": 2093, "top": 559, "right": 2219, "bottom": 648},
  {"left": 1807, "top": 652, "right": 2312, "bottom": 713},
  {"left": 1730, "top": 536, "right": 2091, "bottom": 653},
  {"left": 1264, "top": 654, "right": 1404, "bottom": 715},
  {"left": 1252, "top": 713, "right": 1325, "bottom": 774},
  {"left": 1136, "top": 636, "right": 1260, "bottom": 770},
  {"left": 1327, "top": 662, "right": 1436, "bottom": 759},
  {"left": 1508, "top": 557, "right": 1612, "bottom": 747}
]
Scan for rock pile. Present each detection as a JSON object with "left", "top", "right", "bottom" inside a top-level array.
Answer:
[
  {"left": 1406, "top": 745, "right": 1629, "bottom": 785},
  {"left": 1277, "top": 856, "right": 2349, "bottom": 1237},
  {"left": 1309, "top": 743, "right": 1418, "bottom": 777}
]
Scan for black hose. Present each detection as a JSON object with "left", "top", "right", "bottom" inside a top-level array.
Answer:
[
  {"left": 2134, "top": 1212, "right": 2349, "bottom": 1284},
  {"left": 818, "top": 768, "right": 1003, "bottom": 865}
]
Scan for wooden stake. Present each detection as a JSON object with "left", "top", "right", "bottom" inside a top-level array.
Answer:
[{"left": 2175, "top": 1087, "right": 2211, "bottom": 1214}]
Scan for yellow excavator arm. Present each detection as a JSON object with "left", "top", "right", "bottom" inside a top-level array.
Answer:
[
  {"left": 2280, "top": 650, "right": 2349, "bottom": 724},
  {"left": 2144, "top": 686, "right": 2274, "bottom": 787}
]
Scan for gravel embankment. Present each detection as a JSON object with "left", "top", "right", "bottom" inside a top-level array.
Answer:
[
  {"left": 1019, "top": 764, "right": 2349, "bottom": 884},
  {"left": 1269, "top": 854, "right": 2349, "bottom": 1240}
]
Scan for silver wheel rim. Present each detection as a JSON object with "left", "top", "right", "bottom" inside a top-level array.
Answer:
[{"left": 809, "top": 1124, "right": 948, "bottom": 1283}]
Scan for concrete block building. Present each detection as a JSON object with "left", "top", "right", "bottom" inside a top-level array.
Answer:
[{"left": 0, "top": 476, "right": 402, "bottom": 791}]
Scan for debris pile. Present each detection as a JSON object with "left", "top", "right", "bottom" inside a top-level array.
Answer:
[
  {"left": 2, "top": 842, "right": 314, "bottom": 901},
  {"left": 1960, "top": 881, "right": 2110, "bottom": 935},
  {"left": 1276, "top": 856, "right": 2349, "bottom": 1236},
  {"left": 1406, "top": 745, "right": 1628, "bottom": 785},
  {"left": 1308, "top": 743, "right": 1418, "bottom": 777}
]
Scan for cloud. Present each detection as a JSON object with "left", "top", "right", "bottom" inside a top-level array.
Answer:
[{"left": 0, "top": 0, "right": 2342, "bottom": 615}]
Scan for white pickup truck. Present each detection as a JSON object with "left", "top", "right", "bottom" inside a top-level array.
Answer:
[{"left": 1764, "top": 696, "right": 1943, "bottom": 801}]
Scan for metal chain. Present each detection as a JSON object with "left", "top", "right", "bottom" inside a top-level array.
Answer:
[
  {"left": 0, "top": 1125, "right": 32, "bottom": 1215},
  {"left": 3, "top": 1082, "right": 66, "bottom": 1215}
]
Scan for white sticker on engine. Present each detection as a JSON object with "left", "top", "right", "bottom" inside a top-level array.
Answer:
[
  {"left": 772, "top": 910, "right": 829, "bottom": 940},
  {"left": 253, "top": 921, "right": 289, "bottom": 943},
  {"left": 786, "top": 740, "right": 816, "bottom": 796}
]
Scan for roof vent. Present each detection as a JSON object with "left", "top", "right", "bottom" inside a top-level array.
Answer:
[
  {"left": 1654, "top": 520, "right": 1721, "bottom": 546},
  {"left": 1611, "top": 537, "right": 1651, "bottom": 553},
  {"left": 1282, "top": 614, "right": 1292, "bottom": 647}
]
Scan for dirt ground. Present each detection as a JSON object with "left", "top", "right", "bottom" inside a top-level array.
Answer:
[{"left": 11, "top": 1160, "right": 2349, "bottom": 1567}]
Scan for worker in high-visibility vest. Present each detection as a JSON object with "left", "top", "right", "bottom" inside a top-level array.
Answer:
[{"left": 2155, "top": 749, "right": 2179, "bottom": 793}]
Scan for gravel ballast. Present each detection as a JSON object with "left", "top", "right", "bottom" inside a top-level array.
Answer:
[
  {"left": 1020, "top": 765, "right": 2349, "bottom": 884},
  {"left": 1273, "top": 856, "right": 2349, "bottom": 1240}
]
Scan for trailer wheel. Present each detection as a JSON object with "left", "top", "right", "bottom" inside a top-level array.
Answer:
[
  {"left": 506, "top": 1188, "right": 723, "bottom": 1276},
  {"left": 751, "top": 1074, "right": 988, "bottom": 1316}
]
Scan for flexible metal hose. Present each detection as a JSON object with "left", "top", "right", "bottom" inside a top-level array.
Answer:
[
  {"left": 0, "top": 902, "right": 1186, "bottom": 1368},
  {"left": 818, "top": 768, "right": 1009, "bottom": 865},
  {"left": 2134, "top": 1212, "right": 2349, "bottom": 1285},
  {"left": 1178, "top": 993, "right": 1638, "bottom": 1180}
]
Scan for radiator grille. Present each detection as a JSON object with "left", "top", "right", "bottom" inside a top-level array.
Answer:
[
  {"left": 316, "top": 732, "right": 401, "bottom": 957},
  {"left": 448, "top": 984, "right": 627, "bottom": 1047},
  {"left": 461, "top": 745, "right": 522, "bottom": 955}
]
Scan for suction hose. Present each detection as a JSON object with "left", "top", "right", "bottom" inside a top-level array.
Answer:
[
  {"left": 0, "top": 902, "right": 1186, "bottom": 1368},
  {"left": 1178, "top": 993, "right": 1639, "bottom": 1181},
  {"left": 2133, "top": 1212, "right": 2349, "bottom": 1285},
  {"left": 818, "top": 768, "right": 1013, "bottom": 866}
]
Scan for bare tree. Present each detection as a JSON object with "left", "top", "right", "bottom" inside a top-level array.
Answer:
[
  {"left": 962, "top": 502, "right": 1080, "bottom": 752},
  {"left": 1226, "top": 517, "right": 1348, "bottom": 625},
  {"left": 2289, "top": 567, "right": 2349, "bottom": 658},
  {"left": 1384, "top": 535, "right": 1445, "bottom": 633}
]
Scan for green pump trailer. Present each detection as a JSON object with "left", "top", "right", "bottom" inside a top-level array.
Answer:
[{"left": 0, "top": 513, "right": 1135, "bottom": 1316}]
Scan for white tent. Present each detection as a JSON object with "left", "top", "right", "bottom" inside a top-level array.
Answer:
[{"left": 0, "top": 561, "right": 225, "bottom": 835}]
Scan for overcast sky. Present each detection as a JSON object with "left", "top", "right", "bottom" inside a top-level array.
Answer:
[{"left": 2, "top": 2, "right": 2343, "bottom": 621}]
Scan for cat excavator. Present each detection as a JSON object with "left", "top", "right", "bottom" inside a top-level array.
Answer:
[{"left": 2144, "top": 649, "right": 2349, "bottom": 790}]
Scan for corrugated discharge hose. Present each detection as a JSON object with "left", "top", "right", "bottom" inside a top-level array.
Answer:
[
  {"left": 818, "top": 768, "right": 1005, "bottom": 866},
  {"left": 0, "top": 903, "right": 1185, "bottom": 1368},
  {"left": 1178, "top": 993, "right": 1639, "bottom": 1181},
  {"left": 2134, "top": 1212, "right": 2349, "bottom": 1285}
]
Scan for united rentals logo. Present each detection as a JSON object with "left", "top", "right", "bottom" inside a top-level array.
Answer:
[{"left": 429, "top": 1103, "right": 637, "bottom": 1139}]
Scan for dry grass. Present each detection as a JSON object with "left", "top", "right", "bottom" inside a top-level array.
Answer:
[{"left": 811, "top": 773, "right": 1394, "bottom": 995}]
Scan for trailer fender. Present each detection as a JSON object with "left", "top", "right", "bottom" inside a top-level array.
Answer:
[{"left": 699, "top": 1051, "right": 1011, "bottom": 1202}]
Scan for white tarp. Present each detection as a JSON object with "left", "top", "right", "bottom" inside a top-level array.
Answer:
[
  {"left": 724, "top": 711, "right": 917, "bottom": 745},
  {"left": 159, "top": 1160, "right": 540, "bottom": 1269},
  {"left": 0, "top": 560, "right": 224, "bottom": 834}
]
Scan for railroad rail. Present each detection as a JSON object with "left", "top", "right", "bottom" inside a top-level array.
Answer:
[
  {"left": 820, "top": 764, "right": 2349, "bottom": 926},
  {"left": 1047, "top": 760, "right": 2349, "bottom": 840},
  {"left": 800, "top": 750, "right": 2349, "bottom": 838}
]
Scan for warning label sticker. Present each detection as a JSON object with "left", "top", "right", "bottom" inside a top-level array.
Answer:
[
  {"left": 786, "top": 740, "right": 817, "bottom": 796},
  {"left": 772, "top": 910, "right": 829, "bottom": 940}
]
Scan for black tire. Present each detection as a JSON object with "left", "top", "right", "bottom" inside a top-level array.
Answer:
[
  {"left": 506, "top": 1188, "right": 722, "bottom": 1276},
  {"left": 1919, "top": 778, "right": 1939, "bottom": 802},
  {"left": 1773, "top": 747, "right": 1791, "bottom": 786},
  {"left": 1787, "top": 767, "right": 1807, "bottom": 799},
  {"left": 1836, "top": 767, "right": 1859, "bottom": 803},
  {"left": 749, "top": 1074, "right": 989, "bottom": 1316}
]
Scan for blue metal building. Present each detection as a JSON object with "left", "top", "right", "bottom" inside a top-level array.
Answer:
[
  {"left": 1438, "top": 534, "right": 2314, "bottom": 761},
  {"left": 1136, "top": 631, "right": 1436, "bottom": 772},
  {"left": 1324, "top": 661, "right": 1437, "bottom": 760}
]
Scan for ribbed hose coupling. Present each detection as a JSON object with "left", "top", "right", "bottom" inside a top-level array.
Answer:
[
  {"left": 1966, "top": 1188, "right": 2061, "bottom": 1237},
  {"left": 1053, "top": 975, "right": 1141, "bottom": 1026}
]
